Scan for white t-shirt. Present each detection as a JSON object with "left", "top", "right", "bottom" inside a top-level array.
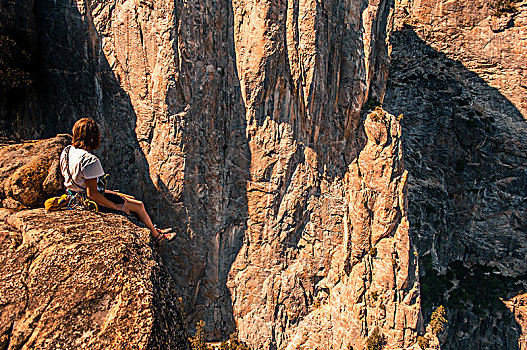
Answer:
[{"left": 60, "top": 146, "right": 105, "bottom": 192}]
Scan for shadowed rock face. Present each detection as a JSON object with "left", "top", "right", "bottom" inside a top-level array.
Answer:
[
  {"left": 393, "top": 0, "right": 527, "bottom": 116},
  {"left": 0, "top": 208, "right": 189, "bottom": 350},
  {"left": 385, "top": 0, "right": 527, "bottom": 348}
]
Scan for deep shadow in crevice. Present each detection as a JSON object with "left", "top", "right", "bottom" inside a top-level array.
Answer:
[
  {"left": 383, "top": 27, "right": 527, "bottom": 349},
  {"left": 157, "top": 0, "right": 251, "bottom": 338}
]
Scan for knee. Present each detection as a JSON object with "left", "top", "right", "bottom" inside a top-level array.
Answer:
[{"left": 134, "top": 200, "right": 145, "bottom": 211}]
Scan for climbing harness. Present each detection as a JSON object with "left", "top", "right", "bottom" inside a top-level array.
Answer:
[
  {"left": 44, "top": 191, "right": 99, "bottom": 213},
  {"left": 66, "top": 189, "right": 99, "bottom": 212}
]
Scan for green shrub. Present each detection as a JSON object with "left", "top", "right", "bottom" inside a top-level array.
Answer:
[
  {"left": 369, "top": 247, "right": 378, "bottom": 257},
  {"left": 455, "top": 159, "right": 467, "bottom": 172},
  {"left": 417, "top": 335, "right": 430, "bottom": 349},
  {"left": 219, "top": 332, "right": 249, "bottom": 350},
  {"left": 362, "top": 97, "right": 382, "bottom": 111}
]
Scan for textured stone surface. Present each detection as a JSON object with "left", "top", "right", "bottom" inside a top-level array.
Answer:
[
  {"left": 385, "top": 0, "right": 527, "bottom": 348},
  {"left": 234, "top": 111, "right": 419, "bottom": 349},
  {"left": 0, "top": 0, "right": 426, "bottom": 347},
  {"left": 0, "top": 134, "right": 70, "bottom": 208},
  {"left": 391, "top": 0, "right": 527, "bottom": 116},
  {"left": 9, "top": 1, "right": 422, "bottom": 348},
  {"left": 0, "top": 208, "right": 189, "bottom": 350},
  {"left": 505, "top": 293, "right": 527, "bottom": 348},
  {"left": 0, "top": 0, "right": 423, "bottom": 348},
  {"left": 9, "top": 0, "right": 527, "bottom": 347},
  {"left": 221, "top": 0, "right": 420, "bottom": 346},
  {"left": 0, "top": 0, "right": 37, "bottom": 137},
  {"left": 228, "top": 109, "right": 420, "bottom": 349}
]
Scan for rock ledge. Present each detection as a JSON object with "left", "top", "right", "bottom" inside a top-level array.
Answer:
[{"left": 0, "top": 208, "right": 189, "bottom": 350}]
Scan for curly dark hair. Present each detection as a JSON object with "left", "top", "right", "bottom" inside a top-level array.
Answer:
[{"left": 71, "top": 118, "right": 100, "bottom": 151}]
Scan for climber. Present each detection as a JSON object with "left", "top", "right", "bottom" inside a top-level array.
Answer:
[{"left": 60, "top": 117, "right": 175, "bottom": 246}]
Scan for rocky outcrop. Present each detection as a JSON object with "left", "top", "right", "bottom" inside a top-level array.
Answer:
[
  {"left": 228, "top": 108, "right": 420, "bottom": 349},
  {"left": 385, "top": 0, "right": 527, "bottom": 348},
  {"left": 0, "top": 134, "right": 70, "bottom": 209},
  {"left": 0, "top": 208, "right": 189, "bottom": 350}
]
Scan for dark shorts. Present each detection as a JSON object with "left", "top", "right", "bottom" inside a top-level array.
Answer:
[{"left": 103, "top": 192, "right": 125, "bottom": 205}]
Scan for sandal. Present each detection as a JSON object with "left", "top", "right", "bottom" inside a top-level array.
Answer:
[{"left": 153, "top": 228, "right": 177, "bottom": 247}]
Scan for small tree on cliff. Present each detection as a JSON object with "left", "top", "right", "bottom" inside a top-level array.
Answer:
[
  {"left": 429, "top": 305, "right": 448, "bottom": 335},
  {"left": 190, "top": 320, "right": 212, "bottom": 350},
  {"left": 220, "top": 332, "right": 249, "bottom": 350}
]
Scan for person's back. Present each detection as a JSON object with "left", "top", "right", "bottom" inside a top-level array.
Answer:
[{"left": 60, "top": 145, "right": 105, "bottom": 193}]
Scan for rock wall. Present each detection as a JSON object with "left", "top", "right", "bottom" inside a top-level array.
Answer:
[
  {"left": 1, "top": 0, "right": 423, "bottom": 348},
  {"left": 225, "top": 1, "right": 419, "bottom": 348},
  {"left": 229, "top": 108, "right": 420, "bottom": 349},
  {"left": 384, "top": 0, "right": 527, "bottom": 348}
]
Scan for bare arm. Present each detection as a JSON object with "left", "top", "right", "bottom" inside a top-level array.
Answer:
[{"left": 85, "top": 178, "right": 129, "bottom": 214}]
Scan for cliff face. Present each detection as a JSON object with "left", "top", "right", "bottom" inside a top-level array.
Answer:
[
  {"left": 1, "top": 0, "right": 422, "bottom": 348},
  {"left": 385, "top": 0, "right": 527, "bottom": 348},
  {"left": 89, "top": 0, "right": 420, "bottom": 347},
  {"left": 4, "top": 0, "right": 526, "bottom": 348},
  {"left": 229, "top": 108, "right": 419, "bottom": 349}
]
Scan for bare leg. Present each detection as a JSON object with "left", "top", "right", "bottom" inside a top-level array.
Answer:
[
  {"left": 105, "top": 189, "right": 135, "bottom": 199},
  {"left": 122, "top": 197, "right": 160, "bottom": 238}
]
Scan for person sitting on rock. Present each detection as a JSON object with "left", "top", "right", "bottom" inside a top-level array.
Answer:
[{"left": 60, "top": 117, "right": 175, "bottom": 246}]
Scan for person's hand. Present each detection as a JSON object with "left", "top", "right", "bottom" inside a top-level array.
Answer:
[{"left": 119, "top": 203, "right": 130, "bottom": 215}]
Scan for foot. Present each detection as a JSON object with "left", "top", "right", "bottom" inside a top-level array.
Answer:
[{"left": 153, "top": 228, "right": 176, "bottom": 247}]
